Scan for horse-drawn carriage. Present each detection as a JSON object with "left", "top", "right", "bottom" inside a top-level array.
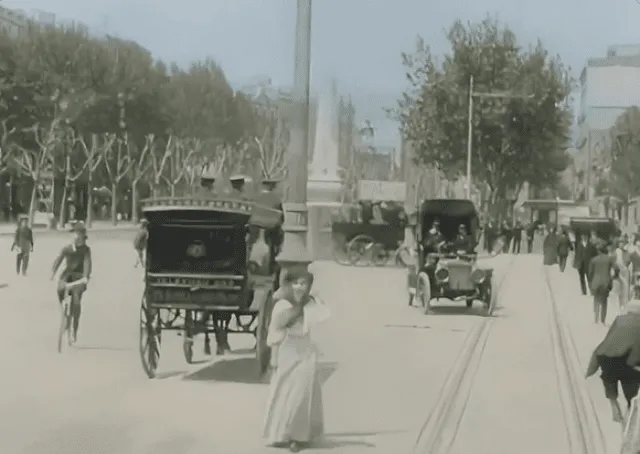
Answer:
[
  {"left": 138, "top": 193, "right": 283, "bottom": 379},
  {"left": 407, "top": 199, "right": 497, "bottom": 316},
  {"left": 332, "top": 200, "right": 408, "bottom": 266}
]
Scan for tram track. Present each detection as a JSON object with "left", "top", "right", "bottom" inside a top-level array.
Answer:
[
  {"left": 411, "top": 254, "right": 516, "bottom": 454},
  {"left": 542, "top": 266, "right": 607, "bottom": 454},
  {"left": 411, "top": 256, "right": 607, "bottom": 454}
]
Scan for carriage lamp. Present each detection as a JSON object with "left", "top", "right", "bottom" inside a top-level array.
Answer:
[
  {"left": 435, "top": 267, "right": 449, "bottom": 282},
  {"left": 470, "top": 269, "right": 486, "bottom": 284}
]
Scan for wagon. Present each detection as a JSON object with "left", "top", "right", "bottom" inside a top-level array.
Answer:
[
  {"left": 138, "top": 193, "right": 283, "bottom": 379},
  {"left": 331, "top": 200, "right": 407, "bottom": 266},
  {"left": 407, "top": 199, "right": 496, "bottom": 316}
]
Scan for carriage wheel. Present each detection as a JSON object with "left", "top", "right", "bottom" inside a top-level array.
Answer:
[
  {"left": 346, "top": 235, "right": 374, "bottom": 266},
  {"left": 139, "top": 295, "right": 162, "bottom": 378},
  {"left": 183, "top": 310, "right": 194, "bottom": 364},
  {"left": 332, "top": 240, "right": 350, "bottom": 266},
  {"left": 418, "top": 272, "right": 432, "bottom": 314},
  {"left": 255, "top": 290, "right": 274, "bottom": 378}
]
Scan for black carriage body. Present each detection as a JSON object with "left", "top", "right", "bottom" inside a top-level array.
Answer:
[
  {"left": 138, "top": 194, "right": 283, "bottom": 379},
  {"left": 569, "top": 216, "right": 618, "bottom": 242},
  {"left": 331, "top": 201, "right": 407, "bottom": 262}
]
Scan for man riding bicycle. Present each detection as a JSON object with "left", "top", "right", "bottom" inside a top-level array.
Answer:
[{"left": 51, "top": 222, "right": 92, "bottom": 344}]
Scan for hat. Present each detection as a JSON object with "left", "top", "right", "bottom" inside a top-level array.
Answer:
[
  {"left": 17, "top": 214, "right": 28, "bottom": 221},
  {"left": 229, "top": 174, "right": 246, "bottom": 182},
  {"left": 200, "top": 167, "right": 217, "bottom": 182},
  {"left": 140, "top": 219, "right": 149, "bottom": 226},
  {"left": 70, "top": 221, "right": 88, "bottom": 236}
]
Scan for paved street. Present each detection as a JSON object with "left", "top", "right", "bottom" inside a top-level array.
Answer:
[{"left": 0, "top": 242, "right": 618, "bottom": 453}]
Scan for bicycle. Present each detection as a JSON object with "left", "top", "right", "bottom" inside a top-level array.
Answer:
[{"left": 57, "top": 277, "right": 88, "bottom": 353}]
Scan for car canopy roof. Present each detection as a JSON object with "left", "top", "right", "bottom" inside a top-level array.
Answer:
[{"left": 420, "top": 199, "right": 478, "bottom": 220}]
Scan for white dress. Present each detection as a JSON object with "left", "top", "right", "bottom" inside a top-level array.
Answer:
[{"left": 263, "top": 297, "right": 330, "bottom": 445}]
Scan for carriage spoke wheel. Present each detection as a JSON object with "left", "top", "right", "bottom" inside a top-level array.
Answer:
[
  {"left": 183, "top": 310, "right": 194, "bottom": 364},
  {"left": 484, "top": 276, "right": 497, "bottom": 317},
  {"left": 418, "top": 272, "right": 432, "bottom": 315},
  {"left": 139, "top": 296, "right": 162, "bottom": 378},
  {"left": 255, "top": 290, "right": 274, "bottom": 379}
]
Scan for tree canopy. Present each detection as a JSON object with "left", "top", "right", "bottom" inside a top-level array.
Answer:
[
  {"left": 0, "top": 21, "right": 275, "bottom": 225},
  {"left": 599, "top": 106, "right": 640, "bottom": 202},
  {"left": 396, "top": 16, "right": 573, "bottom": 212}
]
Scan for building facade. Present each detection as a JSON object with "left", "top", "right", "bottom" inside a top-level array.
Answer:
[{"left": 575, "top": 45, "right": 640, "bottom": 200}]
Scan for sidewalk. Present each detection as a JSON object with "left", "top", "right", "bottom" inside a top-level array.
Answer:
[
  {"left": 545, "top": 259, "right": 624, "bottom": 453},
  {"left": 0, "top": 220, "right": 138, "bottom": 236}
]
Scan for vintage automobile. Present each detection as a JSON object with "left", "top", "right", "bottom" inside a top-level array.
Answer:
[
  {"left": 407, "top": 199, "right": 496, "bottom": 316},
  {"left": 331, "top": 200, "right": 407, "bottom": 266},
  {"left": 138, "top": 193, "right": 283, "bottom": 379}
]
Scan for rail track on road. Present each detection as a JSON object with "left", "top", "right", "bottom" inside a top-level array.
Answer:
[
  {"left": 411, "top": 254, "right": 516, "bottom": 454},
  {"left": 411, "top": 256, "right": 607, "bottom": 454}
]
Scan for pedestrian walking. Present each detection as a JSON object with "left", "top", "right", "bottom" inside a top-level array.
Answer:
[
  {"left": 264, "top": 270, "right": 330, "bottom": 452},
  {"left": 586, "top": 299, "right": 640, "bottom": 424},
  {"left": 543, "top": 226, "right": 559, "bottom": 266},
  {"left": 526, "top": 222, "right": 536, "bottom": 253},
  {"left": 588, "top": 243, "right": 619, "bottom": 325},
  {"left": 11, "top": 215, "right": 33, "bottom": 276},
  {"left": 133, "top": 219, "right": 149, "bottom": 268},
  {"left": 556, "top": 229, "right": 572, "bottom": 272},
  {"left": 501, "top": 220, "right": 512, "bottom": 254},
  {"left": 575, "top": 233, "right": 597, "bottom": 295},
  {"left": 614, "top": 239, "right": 632, "bottom": 315},
  {"left": 511, "top": 221, "right": 523, "bottom": 254}
]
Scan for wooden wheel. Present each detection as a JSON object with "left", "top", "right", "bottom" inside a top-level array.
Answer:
[
  {"left": 418, "top": 272, "right": 432, "bottom": 314},
  {"left": 139, "top": 295, "right": 161, "bottom": 378},
  {"left": 346, "top": 235, "right": 374, "bottom": 266},
  {"left": 183, "top": 310, "right": 194, "bottom": 364},
  {"left": 255, "top": 289, "right": 274, "bottom": 378}
]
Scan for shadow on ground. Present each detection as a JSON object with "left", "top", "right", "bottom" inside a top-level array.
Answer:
[{"left": 182, "top": 359, "right": 339, "bottom": 386}]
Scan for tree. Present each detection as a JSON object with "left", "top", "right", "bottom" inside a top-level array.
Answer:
[
  {"left": 103, "top": 134, "right": 131, "bottom": 224},
  {"left": 600, "top": 106, "right": 640, "bottom": 219},
  {"left": 55, "top": 127, "right": 91, "bottom": 227},
  {"left": 396, "top": 16, "right": 572, "bottom": 217},
  {"left": 78, "top": 133, "right": 109, "bottom": 227},
  {"left": 127, "top": 133, "right": 153, "bottom": 223}
]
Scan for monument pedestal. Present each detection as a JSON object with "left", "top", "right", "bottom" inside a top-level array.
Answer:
[{"left": 306, "top": 178, "right": 342, "bottom": 260}]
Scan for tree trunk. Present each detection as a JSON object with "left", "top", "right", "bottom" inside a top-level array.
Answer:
[
  {"left": 27, "top": 182, "right": 38, "bottom": 227},
  {"left": 111, "top": 183, "right": 117, "bottom": 225},
  {"left": 86, "top": 172, "right": 93, "bottom": 227},
  {"left": 58, "top": 181, "right": 67, "bottom": 229},
  {"left": 131, "top": 182, "right": 139, "bottom": 224},
  {"left": 170, "top": 184, "right": 176, "bottom": 197}
]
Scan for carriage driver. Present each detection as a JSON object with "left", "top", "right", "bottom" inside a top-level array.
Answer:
[
  {"left": 51, "top": 222, "right": 92, "bottom": 344},
  {"left": 423, "top": 219, "right": 446, "bottom": 254}
]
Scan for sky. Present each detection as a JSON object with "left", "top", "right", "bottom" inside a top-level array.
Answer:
[{"left": 3, "top": 0, "right": 640, "bottom": 147}]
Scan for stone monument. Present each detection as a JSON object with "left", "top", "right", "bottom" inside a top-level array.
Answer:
[{"left": 306, "top": 80, "right": 343, "bottom": 259}]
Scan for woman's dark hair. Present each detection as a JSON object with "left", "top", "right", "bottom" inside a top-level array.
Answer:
[{"left": 283, "top": 269, "right": 314, "bottom": 286}]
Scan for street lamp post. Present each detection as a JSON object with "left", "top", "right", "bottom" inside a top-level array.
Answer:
[{"left": 276, "top": 0, "right": 313, "bottom": 278}]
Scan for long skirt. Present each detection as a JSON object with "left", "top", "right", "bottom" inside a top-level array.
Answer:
[
  {"left": 614, "top": 267, "right": 631, "bottom": 314},
  {"left": 263, "top": 334, "right": 324, "bottom": 445}
]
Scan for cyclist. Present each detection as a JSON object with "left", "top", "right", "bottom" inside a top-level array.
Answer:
[{"left": 51, "top": 222, "right": 92, "bottom": 344}]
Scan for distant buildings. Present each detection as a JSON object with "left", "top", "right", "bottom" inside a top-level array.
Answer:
[{"left": 574, "top": 44, "right": 640, "bottom": 200}]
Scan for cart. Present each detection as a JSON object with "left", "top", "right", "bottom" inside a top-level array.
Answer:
[{"left": 138, "top": 194, "right": 283, "bottom": 379}]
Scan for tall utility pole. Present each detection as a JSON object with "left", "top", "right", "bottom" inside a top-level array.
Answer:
[
  {"left": 276, "top": 0, "right": 313, "bottom": 274},
  {"left": 465, "top": 77, "right": 533, "bottom": 201}
]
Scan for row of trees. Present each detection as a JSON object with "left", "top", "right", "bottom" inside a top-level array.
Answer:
[
  {"left": 395, "top": 16, "right": 573, "bottom": 218},
  {"left": 0, "top": 21, "right": 289, "bottom": 226}
]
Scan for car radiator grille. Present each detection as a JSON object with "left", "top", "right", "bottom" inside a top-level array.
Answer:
[{"left": 447, "top": 265, "right": 473, "bottom": 290}]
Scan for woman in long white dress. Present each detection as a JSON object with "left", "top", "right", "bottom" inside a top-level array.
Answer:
[
  {"left": 263, "top": 270, "right": 330, "bottom": 452},
  {"left": 613, "top": 239, "right": 632, "bottom": 315}
]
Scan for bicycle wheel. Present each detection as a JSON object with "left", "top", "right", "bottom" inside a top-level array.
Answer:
[{"left": 57, "top": 300, "right": 70, "bottom": 353}]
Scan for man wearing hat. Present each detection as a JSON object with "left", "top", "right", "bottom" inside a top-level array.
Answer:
[
  {"left": 11, "top": 214, "right": 33, "bottom": 276},
  {"left": 51, "top": 222, "right": 92, "bottom": 344},
  {"left": 588, "top": 242, "right": 620, "bottom": 325},
  {"left": 134, "top": 219, "right": 149, "bottom": 268}
]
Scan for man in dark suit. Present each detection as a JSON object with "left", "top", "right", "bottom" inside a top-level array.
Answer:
[
  {"left": 588, "top": 244, "right": 619, "bottom": 325},
  {"left": 511, "top": 221, "right": 523, "bottom": 254},
  {"left": 526, "top": 222, "right": 536, "bottom": 253},
  {"left": 575, "top": 233, "right": 597, "bottom": 295}
]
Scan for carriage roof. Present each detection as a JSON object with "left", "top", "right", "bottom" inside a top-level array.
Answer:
[
  {"left": 569, "top": 216, "right": 617, "bottom": 235},
  {"left": 141, "top": 195, "right": 282, "bottom": 229},
  {"left": 419, "top": 199, "right": 478, "bottom": 221}
]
